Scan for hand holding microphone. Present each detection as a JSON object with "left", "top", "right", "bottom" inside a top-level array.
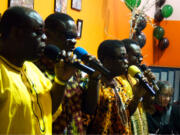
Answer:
[
  {"left": 73, "top": 47, "right": 112, "bottom": 79},
  {"left": 128, "top": 65, "right": 156, "bottom": 96},
  {"left": 44, "top": 44, "right": 95, "bottom": 82},
  {"left": 140, "top": 64, "right": 159, "bottom": 91}
]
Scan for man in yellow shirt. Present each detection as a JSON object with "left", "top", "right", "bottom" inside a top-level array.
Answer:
[
  {"left": 0, "top": 6, "right": 76, "bottom": 134},
  {"left": 123, "top": 38, "right": 156, "bottom": 135}
]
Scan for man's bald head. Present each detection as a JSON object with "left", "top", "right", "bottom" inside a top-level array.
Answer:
[
  {"left": 45, "top": 12, "right": 74, "bottom": 32},
  {"left": 0, "top": 6, "right": 45, "bottom": 65},
  {"left": 0, "top": 6, "right": 41, "bottom": 40}
]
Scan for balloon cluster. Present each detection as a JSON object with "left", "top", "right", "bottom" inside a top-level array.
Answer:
[
  {"left": 125, "top": 0, "right": 147, "bottom": 48},
  {"left": 153, "top": 0, "right": 173, "bottom": 50},
  {"left": 124, "top": 0, "right": 173, "bottom": 50},
  {"left": 132, "top": 14, "right": 147, "bottom": 48},
  {"left": 125, "top": 0, "right": 141, "bottom": 11}
]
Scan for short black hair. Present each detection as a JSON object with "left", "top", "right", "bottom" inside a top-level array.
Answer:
[
  {"left": 45, "top": 12, "right": 74, "bottom": 31},
  {"left": 0, "top": 6, "right": 35, "bottom": 39},
  {"left": 122, "top": 38, "right": 139, "bottom": 53},
  {"left": 97, "top": 40, "right": 124, "bottom": 62}
]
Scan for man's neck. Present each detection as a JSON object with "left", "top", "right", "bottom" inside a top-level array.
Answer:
[{"left": 1, "top": 54, "right": 24, "bottom": 67}]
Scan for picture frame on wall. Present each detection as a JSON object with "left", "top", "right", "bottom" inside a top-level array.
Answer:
[
  {"left": 8, "top": 0, "right": 34, "bottom": 9},
  {"left": 77, "top": 19, "right": 83, "bottom": 38},
  {"left": 71, "top": 0, "right": 82, "bottom": 11},
  {"left": 55, "top": 0, "right": 67, "bottom": 13}
]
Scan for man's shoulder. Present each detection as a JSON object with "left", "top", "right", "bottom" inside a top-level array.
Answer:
[{"left": 24, "top": 61, "right": 52, "bottom": 92}]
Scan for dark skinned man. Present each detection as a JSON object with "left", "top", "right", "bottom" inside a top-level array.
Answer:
[
  {"left": 0, "top": 6, "right": 75, "bottom": 134},
  {"left": 35, "top": 13, "right": 100, "bottom": 134},
  {"left": 123, "top": 38, "right": 157, "bottom": 135},
  {"left": 86, "top": 40, "right": 146, "bottom": 134}
]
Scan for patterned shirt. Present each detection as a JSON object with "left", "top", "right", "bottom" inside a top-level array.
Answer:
[
  {"left": 35, "top": 57, "right": 87, "bottom": 135},
  {"left": 86, "top": 76, "right": 132, "bottom": 134},
  {"left": 52, "top": 71, "right": 87, "bottom": 135}
]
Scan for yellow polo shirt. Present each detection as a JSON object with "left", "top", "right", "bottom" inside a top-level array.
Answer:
[{"left": 0, "top": 56, "right": 52, "bottom": 135}]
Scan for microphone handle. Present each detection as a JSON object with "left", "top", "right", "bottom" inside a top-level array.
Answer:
[
  {"left": 140, "top": 64, "right": 159, "bottom": 91},
  {"left": 57, "top": 53, "right": 95, "bottom": 75},
  {"left": 73, "top": 62, "right": 95, "bottom": 75},
  {"left": 135, "top": 74, "right": 156, "bottom": 96},
  {"left": 82, "top": 55, "right": 111, "bottom": 78}
]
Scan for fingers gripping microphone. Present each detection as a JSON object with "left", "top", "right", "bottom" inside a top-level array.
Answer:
[
  {"left": 73, "top": 47, "right": 111, "bottom": 78},
  {"left": 140, "top": 64, "right": 159, "bottom": 91},
  {"left": 44, "top": 44, "right": 95, "bottom": 74},
  {"left": 128, "top": 65, "right": 156, "bottom": 96}
]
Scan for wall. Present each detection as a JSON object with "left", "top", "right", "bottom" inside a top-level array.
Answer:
[
  {"left": 0, "top": 0, "right": 54, "bottom": 19},
  {"left": 149, "top": 0, "right": 180, "bottom": 67},
  {"left": 153, "top": 20, "right": 180, "bottom": 67},
  {"left": 0, "top": 0, "right": 179, "bottom": 67},
  {"left": 68, "top": 0, "right": 131, "bottom": 56}
]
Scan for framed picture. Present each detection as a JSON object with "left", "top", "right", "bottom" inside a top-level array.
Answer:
[
  {"left": 76, "top": 19, "right": 83, "bottom": 38},
  {"left": 8, "top": 0, "right": 34, "bottom": 9},
  {"left": 55, "top": 0, "right": 67, "bottom": 13},
  {"left": 71, "top": 0, "right": 82, "bottom": 11}
]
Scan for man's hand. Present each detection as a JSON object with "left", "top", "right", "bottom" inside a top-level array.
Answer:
[
  {"left": 143, "top": 69, "right": 156, "bottom": 84},
  {"left": 51, "top": 50, "right": 78, "bottom": 114},
  {"left": 54, "top": 51, "right": 77, "bottom": 82}
]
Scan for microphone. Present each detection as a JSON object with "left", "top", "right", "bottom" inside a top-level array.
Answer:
[
  {"left": 140, "top": 64, "right": 159, "bottom": 91},
  {"left": 44, "top": 44, "right": 95, "bottom": 74},
  {"left": 73, "top": 47, "right": 111, "bottom": 78},
  {"left": 128, "top": 65, "right": 156, "bottom": 96}
]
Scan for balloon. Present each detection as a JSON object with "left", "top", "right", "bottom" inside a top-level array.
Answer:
[
  {"left": 154, "top": 9, "right": 164, "bottom": 22},
  {"left": 156, "top": 0, "right": 166, "bottom": 7},
  {"left": 161, "top": 5, "right": 173, "bottom": 18},
  {"left": 133, "top": 32, "right": 146, "bottom": 48},
  {"left": 158, "top": 37, "right": 169, "bottom": 50},
  {"left": 153, "top": 26, "right": 165, "bottom": 40},
  {"left": 135, "top": 15, "right": 147, "bottom": 32},
  {"left": 125, "top": 0, "right": 141, "bottom": 11}
]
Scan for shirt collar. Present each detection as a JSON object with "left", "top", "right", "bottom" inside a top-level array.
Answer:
[{"left": 0, "top": 56, "right": 22, "bottom": 72}]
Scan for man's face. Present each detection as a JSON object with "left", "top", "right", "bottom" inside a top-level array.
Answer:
[
  {"left": 106, "top": 46, "right": 128, "bottom": 76},
  {"left": 47, "top": 20, "right": 77, "bottom": 51},
  {"left": 19, "top": 11, "right": 46, "bottom": 61},
  {"left": 128, "top": 44, "right": 143, "bottom": 67}
]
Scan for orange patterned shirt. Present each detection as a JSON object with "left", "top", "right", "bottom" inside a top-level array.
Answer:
[
  {"left": 52, "top": 72, "right": 87, "bottom": 135},
  {"left": 86, "top": 77, "right": 132, "bottom": 134}
]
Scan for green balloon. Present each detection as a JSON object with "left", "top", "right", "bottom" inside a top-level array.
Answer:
[
  {"left": 153, "top": 26, "right": 165, "bottom": 40},
  {"left": 125, "top": 0, "right": 141, "bottom": 11},
  {"left": 161, "top": 5, "right": 173, "bottom": 18}
]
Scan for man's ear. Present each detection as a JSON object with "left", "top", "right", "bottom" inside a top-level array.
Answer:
[
  {"left": 45, "top": 29, "right": 54, "bottom": 39},
  {"left": 102, "top": 57, "right": 111, "bottom": 68}
]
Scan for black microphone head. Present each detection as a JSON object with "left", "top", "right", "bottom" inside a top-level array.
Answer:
[
  {"left": 44, "top": 44, "right": 61, "bottom": 62},
  {"left": 140, "top": 64, "right": 148, "bottom": 71}
]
